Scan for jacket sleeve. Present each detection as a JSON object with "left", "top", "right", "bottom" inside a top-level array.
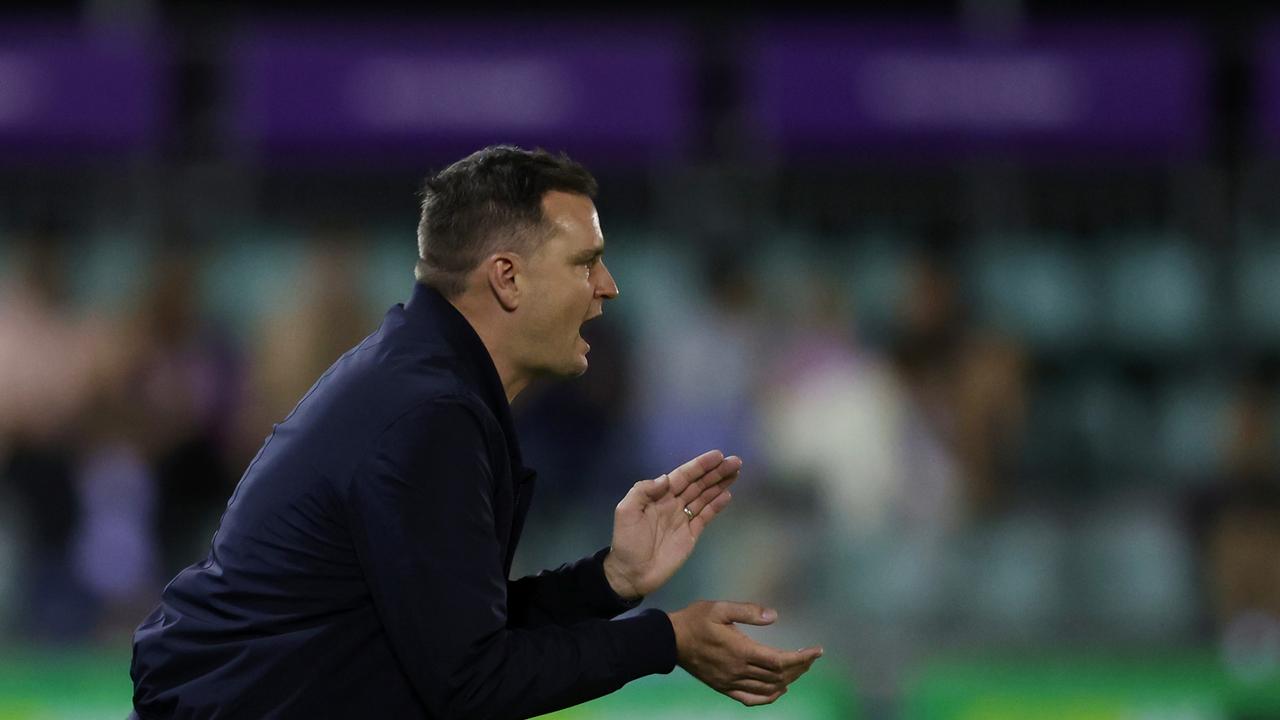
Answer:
[
  {"left": 345, "top": 398, "right": 677, "bottom": 720},
  {"left": 507, "top": 547, "right": 643, "bottom": 629}
]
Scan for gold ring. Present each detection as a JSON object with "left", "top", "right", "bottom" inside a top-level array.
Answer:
[{"left": 683, "top": 506, "right": 695, "bottom": 521}]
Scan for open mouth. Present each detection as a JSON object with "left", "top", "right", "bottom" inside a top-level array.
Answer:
[{"left": 579, "top": 312, "right": 602, "bottom": 344}]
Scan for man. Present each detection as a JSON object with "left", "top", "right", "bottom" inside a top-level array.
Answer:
[{"left": 130, "top": 146, "right": 822, "bottom": 719}]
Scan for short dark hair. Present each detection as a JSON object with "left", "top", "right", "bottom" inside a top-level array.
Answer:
[{"left": 415, "top": 145, "right": 598, "bottom": 297}]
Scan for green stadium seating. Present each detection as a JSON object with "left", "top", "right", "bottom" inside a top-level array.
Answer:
[
  {"left": 597, "top": 231, "right": 701, "bottom": 330},
  {"left": 966, "top": 236, "right": 1096, "bottom": 353},
  {"left": 1154, "top": 376, "right": 1231, "bottom": 482},
  {"left": 846, "top": 234, "right": 910, "bottom": 344},
  {"left": 1234, "top": 238, "right": 1280, "bottom": 349},
  {"left": 365, "top": 231, "right": 416, "bottom": 312},
  {"left": 1098, "top": 237, "right": 1213, "bottom": 357},
  {"left": 200, "top": 232, "right": 306, "bottom": 340},
  {"left": 73, "top": 231, "right": 154, "bottom": 313},
  {"left": 1070, "top": 505, "right": 1197, "bottom": 637}
]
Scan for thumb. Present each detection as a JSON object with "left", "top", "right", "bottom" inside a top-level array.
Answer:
[
  {"left": 634, "top": 474, "right": 670, "bottom": 502},
  {"left": 717, "top": 602, "right": 777, "bottom": 626}
]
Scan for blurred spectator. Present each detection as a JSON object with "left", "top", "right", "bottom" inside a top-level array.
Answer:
[
  {"left": 624, "top": 246, "right": 769, "bottom": 605},
  {"left": 889, "top": 252, "right": 968, "bottom": 519},
  {"left": 0, "top": 222, "right": 110, "bottom": 642},
  {"left": 760, "top": 272, "right": 927, "bottom": 542},
  {"left": 951, "top": 331, "right": 1028, "bottom": 514},
  {"left": 750, "top": 269, "right": 916, "bottom": 650},
  {"left": 632, "top": 247, "right": 766, "bottom": 471},
  {"left": 236, "top": 230, "right": 373, "bottom": 462},
  {"left": 1198, "top": 484, "right": 1280, "bottom": 679},
  {"left": 72, "top": 380, "right": 158, "bottom": 643},
  {"left": 891, "top": 251, "right": 1027, "bottom": 520},
  {"left": 1221, "top": 369, "right": 1279, "bottom": 483},
  {"left": 115, "top": 248, "right": 242, "bottom": 580},
  {"left": 1189, "top": 370, "right": 1280, "bottom": 678}
]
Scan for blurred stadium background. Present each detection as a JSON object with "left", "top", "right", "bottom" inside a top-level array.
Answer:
[{"left": 3, "top": 0, "right": 1280, "bottom": 718}]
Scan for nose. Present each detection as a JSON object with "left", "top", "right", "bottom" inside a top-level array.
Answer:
[{"left": 596, "top": 260, "right": 619, "bottom": 300}]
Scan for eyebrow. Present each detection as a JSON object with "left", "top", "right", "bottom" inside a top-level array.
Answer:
[{"left": 572, "top": 247, "right": 604, "bottom": 263}]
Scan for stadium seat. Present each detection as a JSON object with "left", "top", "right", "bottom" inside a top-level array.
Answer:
[
  {"left": 1098, "top": 237, "right": 1214, "bottom": 357},
  {"left": 201, "top": 232, "right": 306, "bottom": 340},
  {"left": 1234, "top": 238, "right": 1280, "bottom": 350},
  {"left": 955, "top": 512, "right": 1067, "bottom": 640},
  {"left": 745, "top": 230, "right": 824, "bottom": 318},
  {"left": 74, "top": 231, "right": 153, "bottom": 312},
  {"left": 846, "top": 233, "right": 910, "bottom": 344},
  {"left": 1153, "top": 376, "right": 1231, "bottom": 482},
  {"left": 1018, "top": 370, "right": 1159, "bottom": 485},
  {"left": 827, "top": 531, "right": 950, "bottom": 627},
  {"left": 365, "top": 231, "right": 416, "bottom": 312},
  {"left": 599, "top": 231, "right": 701, "bottom": 330},
  {"left": 1072, "top": 372, "right": 1159, "bottom": 481},
  {"left": 966, "top": 235, "right": 1096, "bottom": 353},
  {"left": 1018, "top": 375, "right": 1092, "bottom": 479},
  {"left": 1070, "top": 504, "right": 1196, "bottom": 638}
]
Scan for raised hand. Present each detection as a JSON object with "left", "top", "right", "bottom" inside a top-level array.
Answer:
[
  {"left": 667, "top": 600, "right": 823, "bottom": 706},
  {"left": 603, "top": 450, "right": 741, "bottom": 599}
]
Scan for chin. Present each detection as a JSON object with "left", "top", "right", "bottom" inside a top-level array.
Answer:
[{"left": 541, "top": 355, "right": 588, "bottom": 379}]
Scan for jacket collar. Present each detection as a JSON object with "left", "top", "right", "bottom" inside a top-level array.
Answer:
[{"left": 402, "top": 282, "right": 526, "bottom": 470}]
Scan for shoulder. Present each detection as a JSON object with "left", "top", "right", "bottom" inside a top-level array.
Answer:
[
  {"left": 321, "top": 330, "right": 497, "bottom": 434},
  {"left": 378, "top": 392, "right": 492, "bottom": 443},
  {"left": 336, "top": 392, "right": 503, "bottom": 508},
  {"left": 366, "top": 391, "right": 502, "bottom": 472}
]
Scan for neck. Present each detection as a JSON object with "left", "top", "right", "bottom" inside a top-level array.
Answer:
[
  {"left": 488, "top": 348, "right": 531, "bottom": 404},
  {"left": 447, "top": 295, "right": 529, "bottom": 404}
]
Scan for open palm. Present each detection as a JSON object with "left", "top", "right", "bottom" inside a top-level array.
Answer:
[{"left": 605, "top": 450, "right": 741, "bottom": 599}]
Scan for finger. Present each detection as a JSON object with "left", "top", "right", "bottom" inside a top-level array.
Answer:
[
  {"left": 665, "top": 449, "right": 725, "bottom": 496},
  {"left": 639, "top": 474, "right": 670, "bottom": 502},
  {"left": 687, "top": 476, "right": 735, "bottom": 519},
  {"left": 784, "top": 646, "right": 824, "bottom": 666},
  {"left": 688, "top": 490, "right": 731, "bottom": 537},
  {"left": 727, "top": 687, "right": 785, "bottom": 707},
  {"left": 729, "top": 678, "right": 784, "bottom": 696},
  {"left": 749, "top": 642, "right": 823, "bottom": 678},
  {"left": 682, "top": 469, "right": 739, "bottom": 515},
  {"left": 778, "top": 645, "right": 829, "bottom": 676},
  {"left": 618, "top": 475, "right": 669, "bottom": 511},
  {"left": 775, "top": 647, "right": 824, "bottom": 678},
  {"left": 740, "top": 662, "right": 785, "bottom": 685},
  {"left": 775, "top": 648, "right": 820, "bottom": 672},
  {"left": 676, "top": 457, "right": 741, "bottom": 505},
  {"left": 675, "top": 457, "right": 740, "bottom": 505},
  {"left": 781, "top": 655, "right": 820, "bottom": 684},
  {"left": 748, "top": 649, "right": 785, "bottom": 675},
  {"left": 715, "top": 602, "right": 776, "bottom": 627},
  {"left": 778, "top": 655, "right": 819, "bottom": 681}
]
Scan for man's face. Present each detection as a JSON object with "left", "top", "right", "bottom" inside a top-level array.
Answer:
[{"left": 516, "top": 191, "right": 619, "bottom": 377}]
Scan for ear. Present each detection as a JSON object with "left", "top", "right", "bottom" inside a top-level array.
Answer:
[{"left": 485, "top": 252, "right": 521, "bottom": 311}]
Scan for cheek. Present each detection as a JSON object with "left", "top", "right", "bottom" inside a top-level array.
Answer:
[
  {"left": 568, "top": 278, "right": 594, "bottom": 314},
  {"left": 542, "top": 288, "right": 585, "bottom": 334}
]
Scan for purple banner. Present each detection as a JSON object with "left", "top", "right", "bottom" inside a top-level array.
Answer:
[
  {"left": 230, "top": 21, "right": 694, "bottom": 161},
  {"left": 746, "top": 22, "right": 1209, "bottom": 159},
  {"left": 0, "top": 25, "right": 163, "bottom": 152}
]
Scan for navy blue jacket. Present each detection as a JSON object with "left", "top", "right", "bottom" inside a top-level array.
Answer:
[{"left": 131, "top": 282, "right": 677, "bottom": 719}]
